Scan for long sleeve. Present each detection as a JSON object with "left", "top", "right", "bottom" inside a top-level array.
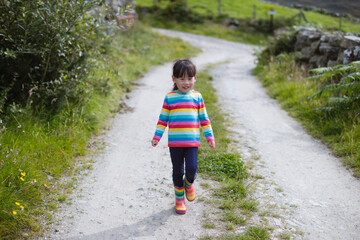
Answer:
[
  {"left": 198, "top": 95, "right": 215, "bottom": 143},
  {"left": 153, "top": 95, "right": 170, "bottom": 141}
]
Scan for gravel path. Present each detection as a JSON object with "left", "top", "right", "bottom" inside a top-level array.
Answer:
[{"left": 45, "top": 29, "right": 360, "bottom": 240}]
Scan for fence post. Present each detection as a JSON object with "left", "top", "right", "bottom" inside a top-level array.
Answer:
[
  {"left": 253, "top": 5, "right": 256, "bottom": 19},
  {"left": 339, "top": 16, "right": 342, "bottom": 30},
  {"left": 154, "top": 0, "right": 157, "bottom": 6},
  {"left": 218, "top": 0, "right": 221, "bottom": 15}
]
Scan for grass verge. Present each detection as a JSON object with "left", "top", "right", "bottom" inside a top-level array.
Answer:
[
  {"left": 0, "top": 25, "right": 199, "bottom": 239},
  {"left": 254, "top": 54, "right": 360, "bottom": 177},
  {"left": 195, "top": 69, "right": 269, "bottom": 239}
]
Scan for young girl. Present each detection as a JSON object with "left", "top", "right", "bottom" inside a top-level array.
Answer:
[{"left": 151, "top": 58, "right": 215, "bottom": 214}]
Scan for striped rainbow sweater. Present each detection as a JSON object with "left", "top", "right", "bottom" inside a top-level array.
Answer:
[{"left": 153, "top": 90, "right": 214, "bottom": 147}]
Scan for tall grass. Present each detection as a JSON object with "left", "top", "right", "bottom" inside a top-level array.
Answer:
[
  {"left": 0, "top": 25, "right": 199, "bottom": 239},
  {"left": 136, "top": 0, "right": 360, "bottom": 33}
]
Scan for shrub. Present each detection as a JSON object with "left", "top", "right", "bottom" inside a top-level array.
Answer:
[
  {"left": 0, "top": 0, "right": 103, "bottom": 114},
  {"left": 257, "top": 29, "right": 297, "bottom": 65}
]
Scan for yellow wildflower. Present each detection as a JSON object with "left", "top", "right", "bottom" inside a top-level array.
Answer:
[
  {"left": 15, "top": 202, "right": 20, "bottom": 206},
  {"left": 127, "top": 4, "right": 130, "bottom": 8},
  {"left": 13, "top": 211, "right": 17, "bottom": 215},
  {"left": 20, "top": 172, "right": 26, "bottom": 177},
  {"left": 20, "top": 205, "right": 24, "bottom": 210},
  {"left": 20, "top": 177, "right": 25, "bottom": 181},
  {"left": 44, "top": 183, "right": 47, "bottom": 187}
]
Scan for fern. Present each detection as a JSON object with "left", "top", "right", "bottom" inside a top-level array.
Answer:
[{"left": 307, "top": 62, "right": 360, "bottom": 112}]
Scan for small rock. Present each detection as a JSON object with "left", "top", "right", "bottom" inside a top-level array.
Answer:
[
  {"left": 152, "top": 215, "right": 162, "bottom": 220},
  {"left": 274, "top": 218, "right": 282, "bottom": 226}
]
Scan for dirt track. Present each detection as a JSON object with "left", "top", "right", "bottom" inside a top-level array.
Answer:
[{"left": 45, "top": 29, "right": 360, "bottom": 240}]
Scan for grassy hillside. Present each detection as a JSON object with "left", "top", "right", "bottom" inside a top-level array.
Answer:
[
  {"left": 136, "top": 0, "right": 360, "bottom": 33},
  {"left": 268, "top": 0, "right": 360, "bottom": 18}
]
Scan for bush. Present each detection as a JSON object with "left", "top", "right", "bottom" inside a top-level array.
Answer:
[
  {"left": 257, "top": 29, "right": 297, "bottom": 65},
  {"left": 0, "top": 0, "right": 103, "bottom": 114}
]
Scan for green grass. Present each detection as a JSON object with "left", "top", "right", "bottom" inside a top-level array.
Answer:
[
  {"left": 255, "top": 54, "right": 360, "bottom": 177},
  {"left": 222, "top": 211, "right": 246, "bottom": 225},
  {"left": 136, "top": 0, "right": 360, "bottom": 33},
  {"left": 195, "top": 71, "right": 230, "bottom": 154},
  {"left": 203, "top": 222, "right": 217, "bottom": 229},
  {"left": 203, "top": 226, "right": 270, "bottom": 240},
  {"left": 0, "top": 25, "right": 199, "bottom": 239},
  {"left": 141, "top": 17, "right": 268, "bottom": 46}
]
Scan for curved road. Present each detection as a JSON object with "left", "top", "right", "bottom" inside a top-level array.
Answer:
[{"left": 47, "top": 29, "right": 360, "bottom": 240}]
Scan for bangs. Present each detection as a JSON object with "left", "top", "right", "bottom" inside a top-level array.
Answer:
[{"left": 173, "top": 59, "right": 196, "bottom": 78}]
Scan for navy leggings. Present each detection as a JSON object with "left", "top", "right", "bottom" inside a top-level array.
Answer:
[{"left": 169, "top": 147, "right": 198, "bottom": 187}]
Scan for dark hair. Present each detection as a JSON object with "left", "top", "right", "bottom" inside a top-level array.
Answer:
[{"left": 172, "top": 58, "right": 196, "bottom": 91}]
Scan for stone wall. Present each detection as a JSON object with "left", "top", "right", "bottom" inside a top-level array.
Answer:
[
  {"left": 291, "top": 27, "right": 360, "bottom": 68},
  {"left": 101, "top": 0, "right": 136, "bottom": 29}
]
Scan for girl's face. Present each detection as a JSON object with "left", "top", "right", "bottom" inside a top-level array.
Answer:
[{"left": 172, "top": 73, "right": 197, "bottom": 94}]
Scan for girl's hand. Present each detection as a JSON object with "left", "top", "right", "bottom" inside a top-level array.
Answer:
[
  {"left": 152, "top": 139, "right": 159, "bottom": 147},
  {"left": 208, "top": 141, "right": 215, "bottom": 149}
]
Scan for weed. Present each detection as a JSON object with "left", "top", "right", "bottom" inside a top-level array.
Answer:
[
  {"left": 222, "top": 211, "right": 246, "bottom": 225},
  {"left": 199, "top": 235, "right": 215, "bottom": 240},
  {"left": 245, "top": 226, "right": 270, "bottom": 239},
  {"left": 57, "top": 195, "right": 67, "bottom": 203},
  {"left": 218, "top": 200, "right": 237, "bottom": 210},
  {"left": 213, "top": 180, "right": 248, "bottom": 206},
  {"left": 203, "top": 222, "right": 217, "bottom": 229},
  {"left": 200, "top": 182, "right": 211, "bottom": 189},
  {"left": 277, "top": 231, "right": 292, "bottom": 239},
  {"left": 213, "top": 225, "right": 270, "bottom": 239},
  {"left": 239, "top": 200, "right": 258, "bottom": 212},
  {"left": 226, "top": 223, "right": 235, "bottom": 230},
  {"left": 252, "top": 174, "right": 265, "bottom": 180}
]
